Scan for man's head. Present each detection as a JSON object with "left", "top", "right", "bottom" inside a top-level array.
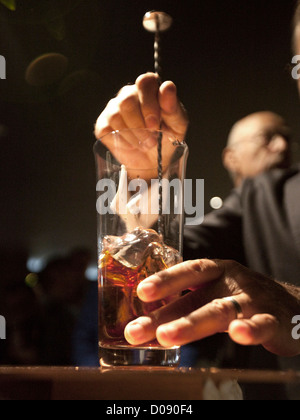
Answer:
[{"left": 223, "top": 111, "right": 291, "bottom": 187}]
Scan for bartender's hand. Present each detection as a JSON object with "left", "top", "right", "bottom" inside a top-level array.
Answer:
[
  {"left": 124, "top": 259, "right": 300, "bottom": 357},
  {"left": 94, "top": 73, "right": 189, "bottom": 172},
  {"left": 95, "top": 72, "right": 188, "bottom": 140}
]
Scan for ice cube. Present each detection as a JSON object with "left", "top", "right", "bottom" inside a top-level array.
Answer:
[
  {"left": 142, "top": 242, "right": 168, "bottom": 277},
  {"left": 161, "top": 244, "right": 182, "bottom": 268},
  {"left": 103, "top": 227, "right": 161, "bottom": 268},
  {"left": 142, "top": 242, "right": 182, "bottom": 276}
]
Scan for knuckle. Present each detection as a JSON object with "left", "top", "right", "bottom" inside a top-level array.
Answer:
[
  {"left": 224, "top": 259, "right": 242, "bottom": 270},
  {"left": 94, "top": 115, "right": 110, "bottom": 139},
  {"left": 96, "top": 99, "right": 116, "bottom": 123},
  {"left": 107, "top": 110, "right": 122, "bottom": 126},
  {"left": 211, "top": 298, "right": 234, "bottom": 325},
  {"left": 155, "top": 269, "right": 170, "bottom": 284},
  {"left": 119, "top": 92, "right": 138, "bottom": 113},
  {"left": 186, "top": 259, "right": 220, "bottom": 278},
  {"left": 216, "top": 259, "right": 244, "bottom": 277},
  {"left": 106, "top": 98, "right": 118, "bottom": 111},
  {"left": 106, "top": 99, "right": 121, "bottom": 124},
  {"left": 179, "top": 260, "right": 205, "bottom": 283},
  {"left": 187, "top": 259, "right": 210, "bottom": 273},
  {"left": 117, "top": 84, "right": 134, "bottom": 96},
  {"left": 96, "top": 126, "right": 111, "bottom": 140}
]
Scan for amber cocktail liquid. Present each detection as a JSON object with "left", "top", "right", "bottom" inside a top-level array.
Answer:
[{"left": 98, "top": 228, "right": 181, "bottom": 366}]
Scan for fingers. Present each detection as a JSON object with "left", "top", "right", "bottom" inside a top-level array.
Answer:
[
  {"left": 95, "top": 73, "right": 160, "bottom": 140},
  {"left": 117, "top": 85, "right": 148, "bottom": 131},
  {"left": 125, "top": 295, "right": 242, "bottom": 347},
  {"left": 124, "top": 316, "right": 157, "bottom": 346},
  {"left": 229, "top": 315, "right": 279, "bottom": 346},
  {"left": 159, "top": 81, "right": 189, "bottom": 140},
  {"left": 95, "top": 97, "right": 127, "bottom": 139},
  {"left": 137, "top": 259, "right": 225, "bottom": 303},
  {"left": 228, "top": 314, "right": 299, "bottom": 357},
  {"left": 136, "top": 73, "right": 161, "bottom": 130},
  {"left": 126, "top": 303, "right": 299, "bottom": 357},
  {"left": 137, "top": 76, "right": 189, "bottom": 139},
  {"left": 94, "top": 73, "right": 189, "bottom": 141},
  {"left": 95, "top": 85, "right": 145, "bottom": 141},
  {"left": 157, "top": 298, "right": 242, "bottom": 347},
  {"left": 125, "top": 287, "right": 207, "bottom": 345},
  {"left": 125, "top": 257, "right": 300, "bottom": 357}
]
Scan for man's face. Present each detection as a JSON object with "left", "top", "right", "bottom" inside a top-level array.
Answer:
[{"left": 224, "top": 112, "right": 291, "bottom": 185}]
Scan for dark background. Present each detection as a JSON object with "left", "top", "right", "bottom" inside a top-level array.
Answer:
[{"left": 0, "top": 0, "right": 300, "bottom": 271}]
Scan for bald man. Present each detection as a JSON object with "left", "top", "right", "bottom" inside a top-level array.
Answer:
[
  {"left": 223, "top": 111, "right": 291, "bottom": 187},
  {"left": 183, "top": 110, "right": 294, "bottom": 271}
]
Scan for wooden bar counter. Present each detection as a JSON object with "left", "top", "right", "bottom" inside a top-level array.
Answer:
[{"left": 0, "top": 366, "right": 299, "bottom": 400}]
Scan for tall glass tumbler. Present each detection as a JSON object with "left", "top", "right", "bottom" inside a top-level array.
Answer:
[{"left": 94, "top": 128, "right": 189, "bottom": 367}]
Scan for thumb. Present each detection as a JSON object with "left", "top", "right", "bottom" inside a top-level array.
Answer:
[{"left": 159, "top": 81, "right": 189, "bottom": 140}]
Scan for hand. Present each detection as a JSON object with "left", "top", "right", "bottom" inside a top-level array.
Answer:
[
  {"left": 94, "top": 73, "right": 189, "bottom": 174},
  {"left": 124, "top": 259, "right": 300, "bottom": 357}
]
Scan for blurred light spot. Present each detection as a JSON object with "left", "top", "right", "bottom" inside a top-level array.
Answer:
[
  {"left": 210, "top": 197, "right": 223, "bottom": 210},
  {"left": 26, "top": 257, "right": 46, "bottom": 273},
  {"left": 25, "top": 273, "right": 39, "bottom": 288},
  {"left": 0, "top": 0, "right": 16, "bottom": 12},
  {"left": 85, "top": 264, "right": 98, "bottom": 282},
  {"left": 25, "top": 53, "right": 68, "bottom": 87}
]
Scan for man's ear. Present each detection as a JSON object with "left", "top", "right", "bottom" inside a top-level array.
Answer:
[{"left": 222, "top": 147, "right": 238, "bottom": 172}]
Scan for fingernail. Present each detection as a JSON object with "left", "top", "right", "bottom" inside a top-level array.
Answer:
[
  {"left": 137, "top": 281, "right": 157, "bottom": 299},
  {"left": 145, "top": 115, "right": 159, "bottom": 130},
  {"left": 158, "top": 324, "right": 178, "bottom": 341},
  {"left": 126, "top": 323, "right": 145, "bottom": 341},
  {"left": 142, "top": 135, "right": 157, "bottom": 150}
]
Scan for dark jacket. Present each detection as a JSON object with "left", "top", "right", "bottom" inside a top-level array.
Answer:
[{"left": 184, "top": 165, "right": 300, "bottom": 285}]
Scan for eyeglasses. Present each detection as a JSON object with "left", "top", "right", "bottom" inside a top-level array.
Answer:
[{"left": 230, "top": 129, "right": 291, "bottom": 149}]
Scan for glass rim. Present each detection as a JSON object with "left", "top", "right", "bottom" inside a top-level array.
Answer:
[
  {"left": 94, "top": 128, "right": 188, "bottom": 172},
  {"left": 95, "top": 127, "right": 187, "bottom": 147}
]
